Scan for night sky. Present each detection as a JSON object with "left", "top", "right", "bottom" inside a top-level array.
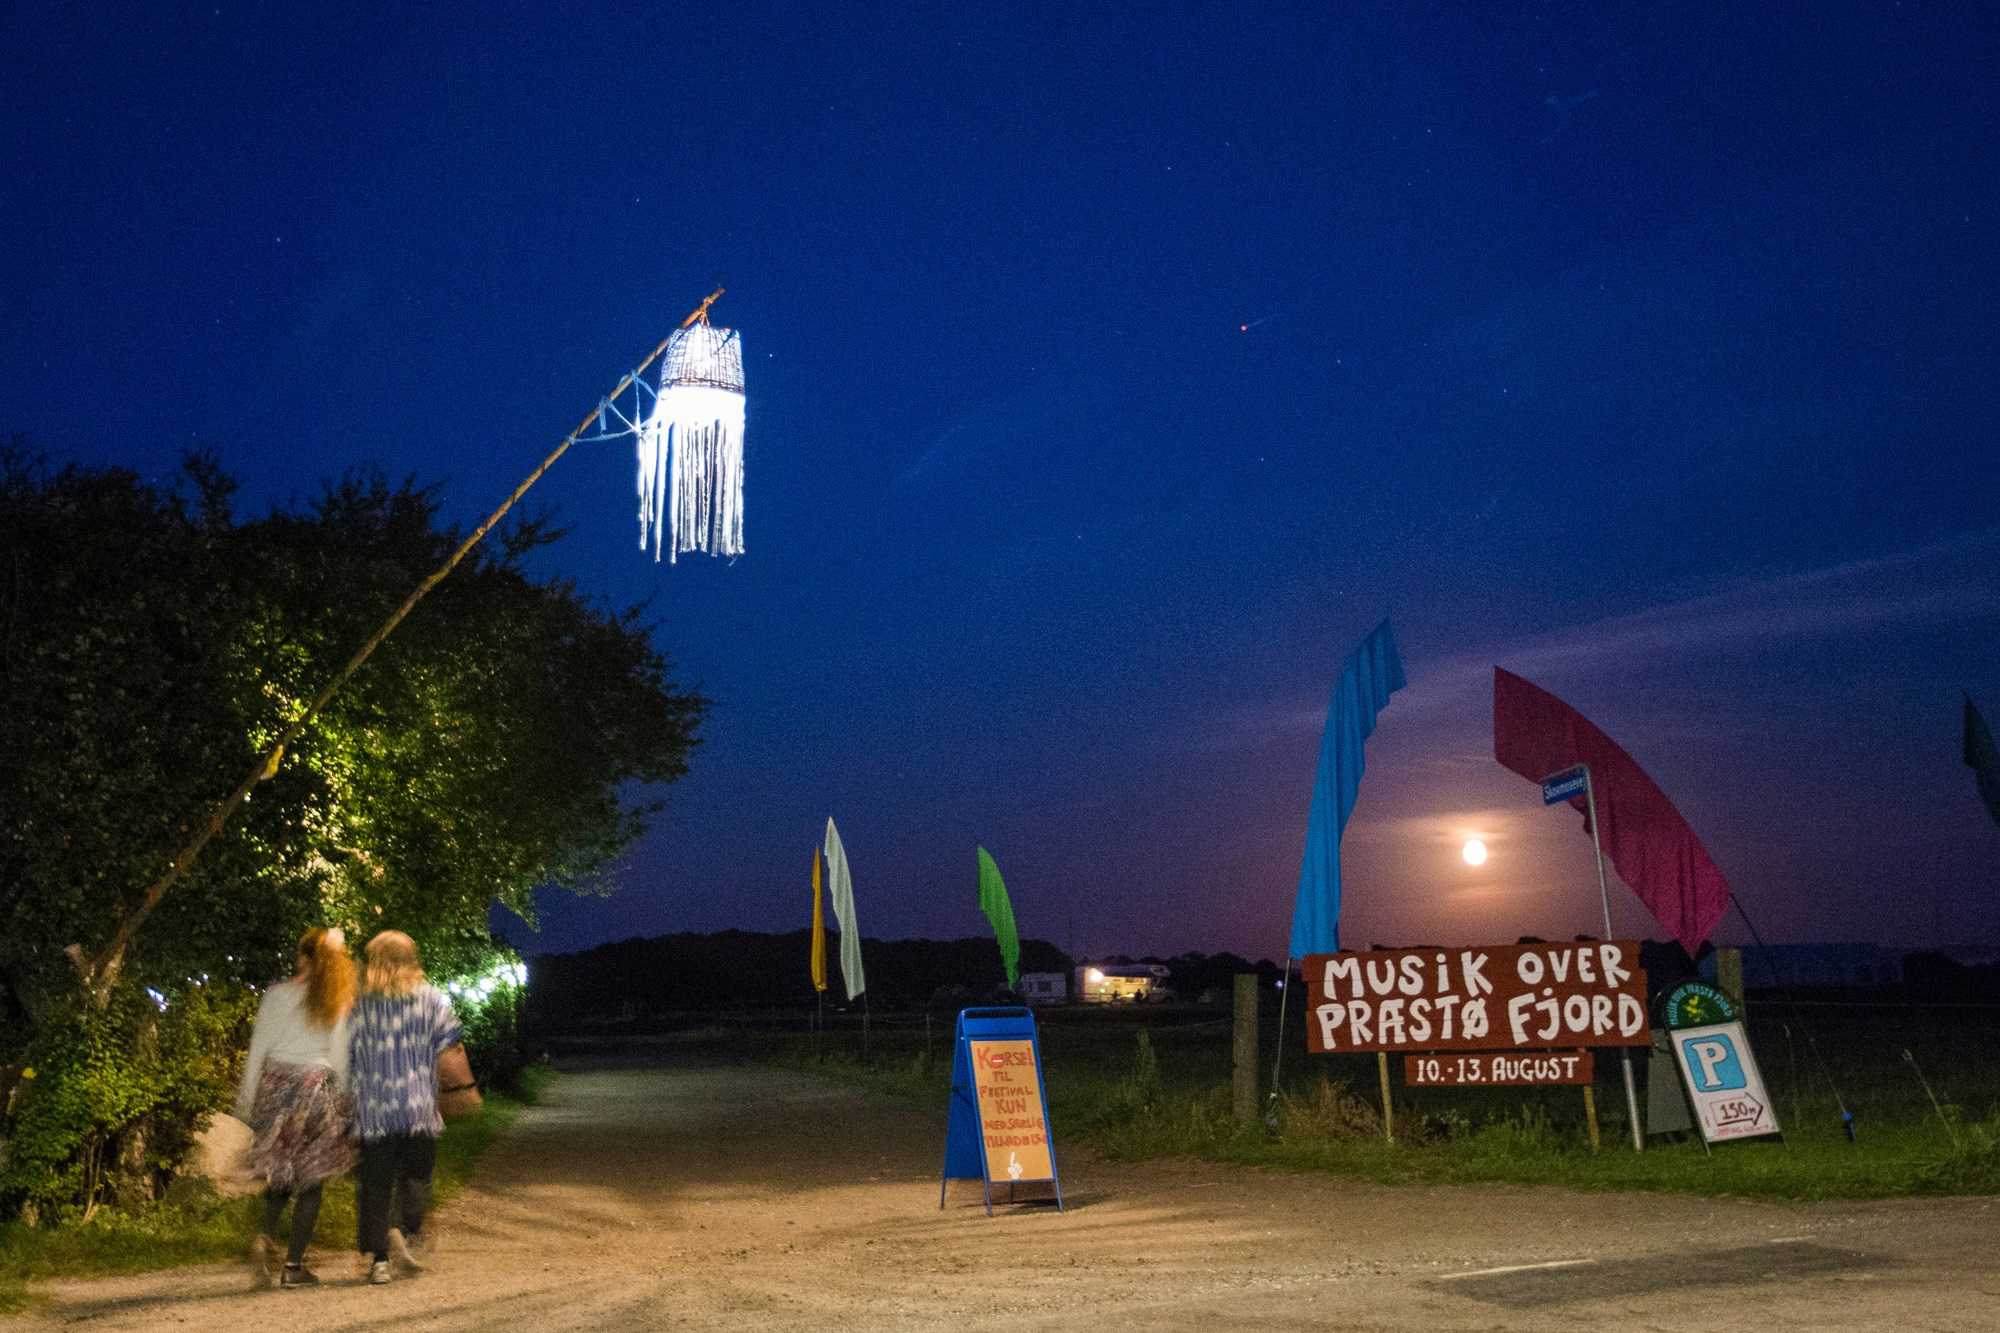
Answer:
[{"left": 6, "top": 4, "right": 1996, "bottom": 963}]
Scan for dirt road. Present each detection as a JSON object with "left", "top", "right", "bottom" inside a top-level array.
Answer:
[{"left": 15, "top": 1053, "right": 1999, "bottom": 1330}]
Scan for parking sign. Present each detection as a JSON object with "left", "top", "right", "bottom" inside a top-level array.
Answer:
[{"left": 1669, "top": 1021, "right": 1781, "bottom": 1144}]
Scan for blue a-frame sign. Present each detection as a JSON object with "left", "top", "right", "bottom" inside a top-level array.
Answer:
[{"left": 939, "top": 1006, "right": 1064, "bottom": 1214}]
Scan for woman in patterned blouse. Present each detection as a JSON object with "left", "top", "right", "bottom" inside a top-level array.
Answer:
[{"left": 348, "top": 931, "right": 463, "bottom": 1285}]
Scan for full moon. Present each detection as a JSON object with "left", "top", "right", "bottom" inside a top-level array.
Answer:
[{"left": 1461, "top": 838, "right": 1488, "bottom": 866}]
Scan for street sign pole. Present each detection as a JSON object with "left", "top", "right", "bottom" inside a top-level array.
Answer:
[{"left": 1576, "top": 765, "right": 1645, "bottom": 1151}]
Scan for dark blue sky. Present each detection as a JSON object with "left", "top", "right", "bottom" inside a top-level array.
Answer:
[{"left": 6, "top": 3, "right": 1996, "bottom": 961}]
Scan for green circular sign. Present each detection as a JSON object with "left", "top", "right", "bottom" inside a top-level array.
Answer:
[{"left": 1662, "top": 981, "right": 1738, "bottom": 1030}]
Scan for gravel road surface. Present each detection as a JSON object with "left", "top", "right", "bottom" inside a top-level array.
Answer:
[{"left": 12, "top": 1053, "right": 1997, "bottom": 1330}]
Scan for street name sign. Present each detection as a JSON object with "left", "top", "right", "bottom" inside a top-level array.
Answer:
[{"left": 1542, "top": 767, "right": 1589, "bottom": 805}]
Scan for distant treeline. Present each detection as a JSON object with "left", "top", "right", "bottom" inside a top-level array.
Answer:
[
  {"left": 525, "top": 929, "right": 1077, "bottom": 1025},
  {"left": 522, "top": 932, "right": 1702, "bottom": 1029},
  {"left": 524, "top": 930, "right": 1309, "bottom": 1026},
  {"left": 1899, "top": 951, "right": 2000, "bottom": 999},
  {"left": 522, "top": 931, "right": 1998, "bottom": 1032}
]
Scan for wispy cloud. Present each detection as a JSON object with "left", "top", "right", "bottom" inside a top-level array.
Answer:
[
  {"left": 1341, "top": 807, "right": 1528, "bottom": 848},
  {"left": 1246, "top": 527, "right": 2000, "bottom": 737},
  {"left": 1408, "top": 528, "right": 2000, "bottom": 707}
]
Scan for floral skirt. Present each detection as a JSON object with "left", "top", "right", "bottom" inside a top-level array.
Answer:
[{"left": 247, "top": 1060, "right": 357, "bottom": 1192}]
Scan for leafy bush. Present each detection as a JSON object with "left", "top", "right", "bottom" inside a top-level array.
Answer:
[
  {"left": 455, "top": 991, "right": 526, "bottom": 1093},
  {"left": 440, "top": 947, "right": 532, "bottom": 1095},
  {"left": 0, "top": 982, "right": 254, "bottom": 1223}
]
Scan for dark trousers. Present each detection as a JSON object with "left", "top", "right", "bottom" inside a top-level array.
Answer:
[
  {"left": 261, "top": 1183, "right": 322, "bottom": 1265},
  {"left": 357, "top": 1132, "right": 437, "bottom": 1260}
]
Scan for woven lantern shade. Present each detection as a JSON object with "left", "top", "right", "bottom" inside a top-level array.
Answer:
[{"left": 637, "top": 319, "right": 745, "bottom": 562}]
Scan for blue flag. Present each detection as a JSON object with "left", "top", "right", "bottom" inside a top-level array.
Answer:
[{"left": 1289, "top": 619, "right": 1406, "bottom": 958}]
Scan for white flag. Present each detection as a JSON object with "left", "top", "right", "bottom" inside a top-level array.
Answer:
[{"left": 823, "top": 818, "right": 866, "bottom": 1001}]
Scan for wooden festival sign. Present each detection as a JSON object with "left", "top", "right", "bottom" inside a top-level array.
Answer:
[{"left": 1303, "top": 939, "right": 1649, "bottom": 1058}]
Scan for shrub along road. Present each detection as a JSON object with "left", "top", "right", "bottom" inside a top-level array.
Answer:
[{"left": 9, "top": 1051, "right": 1997, "bottom": 1330}]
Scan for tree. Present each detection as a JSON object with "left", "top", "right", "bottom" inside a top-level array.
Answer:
[
  {"left": 0, "top": 448, "right": 275, "bottom": 1024},
  {"left": 2, "top": 448, "right": 704, "bottom": 1008},
  {"left": 1, "top": 447, "right": 704, "bottom": 1213}
]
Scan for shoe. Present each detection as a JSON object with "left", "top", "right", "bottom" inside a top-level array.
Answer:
[
  {"left": 249, "top": 1235, "right": 280, "bottom": 1288},
  {"left": 279, "top": 1264, "right": 321, "bottom": 1289},
  {"left": 368, "top": 1260, "right": 393, "bottom": 1285},
  {"left": 387, "top": 1226, "right": 426, "bottom": 1276}
]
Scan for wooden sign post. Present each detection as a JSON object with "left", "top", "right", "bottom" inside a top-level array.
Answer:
[
  {"left": 1303, "top": 940, "right": 1650, "bottom": 1144},
  {"left": 1303, "top": 940, "right": 1651, "bottom": 1056}
]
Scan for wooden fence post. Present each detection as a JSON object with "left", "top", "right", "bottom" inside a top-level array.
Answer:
[
  {"left": 1233, "top": 974, "right": 1260, "bottom": 1125},
  {"left": 1716, "top": 946, "right": 1745, "bottom": 1015}
]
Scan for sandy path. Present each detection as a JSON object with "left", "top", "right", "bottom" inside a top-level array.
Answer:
[{"left": 12, "top": 1053, "right": 1998, "bottom": 1330}]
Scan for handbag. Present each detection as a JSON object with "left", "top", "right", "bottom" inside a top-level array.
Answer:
[{"left": 436, "top": 1042, "right": 484, "bottom": 1121}]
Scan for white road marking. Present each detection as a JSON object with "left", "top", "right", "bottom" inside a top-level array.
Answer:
[{"left": 1437, "top": 1259, "right": 1599, "bottom": 1282}]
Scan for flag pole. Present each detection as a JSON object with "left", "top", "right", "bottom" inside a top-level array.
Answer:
[
  {"left": 1581, "top": 765, "right": 1645, "bottom": 1151},
  {"left": 1265, "top": 955, "right": 1292, "bottom": 1127}
]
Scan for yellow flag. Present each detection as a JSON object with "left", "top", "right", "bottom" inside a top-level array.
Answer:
[{"left": 810, "top": 848, "right": 828, "bottom": 993}]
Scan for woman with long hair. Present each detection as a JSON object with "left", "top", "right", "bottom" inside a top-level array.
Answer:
[
  {"left": 349, "top": 930, "right": 464, "bottom": 1285},
  {"left": 234, "top": 926, "right": 358, "bottom": 1289}
]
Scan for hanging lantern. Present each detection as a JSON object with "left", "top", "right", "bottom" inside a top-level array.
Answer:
[{"left": 637, "top": 316, "right": 745, "bottom": 562}]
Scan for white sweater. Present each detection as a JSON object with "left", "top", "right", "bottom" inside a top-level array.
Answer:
[{"left": 233, "top": 979, "right": 351, "bottom": 1122}]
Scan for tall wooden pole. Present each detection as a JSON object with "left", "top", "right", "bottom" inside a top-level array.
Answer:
[
  {"left": 1376, "top": 1052, "right": 1395, "bottom": 1143},
  {"left": 1232, "top": 974, "right": 1260, "bottom": 1125},
  {"left": 75, "top": 292, "right": 725, "bottom": 1002}
]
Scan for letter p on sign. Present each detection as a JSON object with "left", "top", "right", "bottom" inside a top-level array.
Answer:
[{"left": 1687, "top": 1035, "right": 1745, "bottom": 1091}]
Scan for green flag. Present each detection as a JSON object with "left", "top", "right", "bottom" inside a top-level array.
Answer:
[{"left": 976, "top": 846, "right": 1020, "bottom": 988}]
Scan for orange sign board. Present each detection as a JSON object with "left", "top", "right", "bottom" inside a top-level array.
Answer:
[{"left": 969, "top": 1039, "right": 1053, "bottom": 1183}]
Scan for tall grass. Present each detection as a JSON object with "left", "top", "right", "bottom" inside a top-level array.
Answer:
[{"left": 770, "top": 1000, "right": 2000, "bottom": 1202}]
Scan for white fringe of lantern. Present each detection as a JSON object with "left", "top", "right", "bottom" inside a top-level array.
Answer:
[{"left": 637, "top": 323, "right": 745, "bottom": 562}]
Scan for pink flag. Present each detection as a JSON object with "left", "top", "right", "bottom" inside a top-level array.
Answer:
[{"left": 1493, "top": 668, "right": 1731, "bottom": 957}]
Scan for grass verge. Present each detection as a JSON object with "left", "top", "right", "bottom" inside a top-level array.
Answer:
[
  {"left": 0, "top": 1065, "right": 552, "bottom": 1316},
  {"left": 764, "top": 1011, "right": 2000, "bottom": 1204}
]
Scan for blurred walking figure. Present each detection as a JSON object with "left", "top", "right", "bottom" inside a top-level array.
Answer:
[
  {"left": 236, "top": 927, "right": 358, "bottom": 1289},
  {"left": 350, "top": 930, "right": 463, "bottom": 1285}
]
